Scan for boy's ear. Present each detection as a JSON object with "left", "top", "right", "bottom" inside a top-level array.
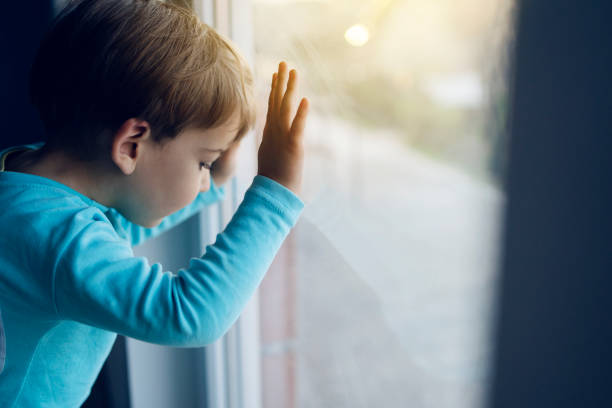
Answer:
[{"left": 111, "top": 118, "right": 151, "bottom": 175}]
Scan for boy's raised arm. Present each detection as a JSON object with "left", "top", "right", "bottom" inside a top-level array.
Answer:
[{"left": 53, "top": 175, "right": 302, "bottom": 346}]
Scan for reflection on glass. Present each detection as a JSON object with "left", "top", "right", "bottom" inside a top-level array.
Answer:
[{"left": 254, "top": 0, "right": 513, "bottom": 407}]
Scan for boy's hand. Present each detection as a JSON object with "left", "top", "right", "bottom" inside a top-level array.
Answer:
[
  {"left": 258, "top": 61, "right": 309, "bottom": 197},
  {"left": 211, "top": 139, "right": 241, "bottom": 187}
]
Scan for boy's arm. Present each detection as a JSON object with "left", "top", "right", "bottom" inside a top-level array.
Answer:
[
  {"left": 110, "top": 177, "right": 227, "bottom": 246},
  {"left": 53, "top": 175, "right": 303, "bottom": 346}
]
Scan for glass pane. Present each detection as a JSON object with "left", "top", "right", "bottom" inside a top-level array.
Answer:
[{"left": 254, "top": 1, "right": 513, "bottom": 407}]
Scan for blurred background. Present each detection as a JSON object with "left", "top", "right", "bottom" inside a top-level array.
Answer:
[
  {"left": 254, "top": 0, "right": 512, "bottom": 180},
  {"left": 251, "top": 0, "right": 513, "bottom": 407}
]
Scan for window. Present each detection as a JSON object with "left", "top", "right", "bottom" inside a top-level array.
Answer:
[{"left": 254, "top": 0, "right": 514, "bottom": 407}]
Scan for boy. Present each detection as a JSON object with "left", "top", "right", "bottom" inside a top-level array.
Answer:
[{"left": 0, "top": 0, "right": 309, "bottom": 406}]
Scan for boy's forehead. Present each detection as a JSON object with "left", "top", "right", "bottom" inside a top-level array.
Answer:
[
  {"left": 199, "top": 112, "right": 242, "bottom": 148},
  {"left": 180, "top": 126, "right": 238, "bottom": 152},
  {"left": 174, "top": 110, "right": 242, "bottom": 151}
]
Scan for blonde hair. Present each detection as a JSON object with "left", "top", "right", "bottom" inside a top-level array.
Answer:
[{"left": 30, "top": 0, "right": 255, "bottom": 159}]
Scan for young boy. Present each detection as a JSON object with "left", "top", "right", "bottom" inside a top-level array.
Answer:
[{"left": 0, "top": 0, "right": 309, "bottom": 406}]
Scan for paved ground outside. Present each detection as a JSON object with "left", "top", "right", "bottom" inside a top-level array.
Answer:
[{"left": 292, "top": 115, "right": 503, "bottom": 408}]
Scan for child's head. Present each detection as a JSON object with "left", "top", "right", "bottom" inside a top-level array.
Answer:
[
  {"left": 28, "top": 0, "right": 256, "bottom": 226},
  {"left": 30, "top": 0, "right": 255, "bottom": 159}
]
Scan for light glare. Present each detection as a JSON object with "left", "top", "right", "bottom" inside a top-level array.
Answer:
[{"left": 344, "top": 24, "right": 370, "bottom": 47}]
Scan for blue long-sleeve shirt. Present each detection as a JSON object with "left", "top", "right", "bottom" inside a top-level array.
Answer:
[{"left": 0, "top": 143, "right": 304, "bottom": 407}]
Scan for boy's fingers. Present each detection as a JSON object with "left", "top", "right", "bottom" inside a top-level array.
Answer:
[
  {"left": 280, "top": 69, "right": 297, "bottom": 132},
  {"left": 274, "top": 62, "right": 288, "bottom": 116},
  {"left": 289, "top": 98, "right": 309, "bottom": 143},
  {"left": 267, "top": 73, "right": 276, "bottom": 123}
]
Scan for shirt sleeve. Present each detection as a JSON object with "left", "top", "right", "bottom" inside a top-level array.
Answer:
[
  {"left": 108, "top": 177, "right": 227, "bottom": 246},
  {"left": 53, "top": 175, "right": 303, "bottom": 346}
]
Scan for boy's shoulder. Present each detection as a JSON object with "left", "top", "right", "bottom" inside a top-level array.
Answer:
[
  {"left": 0, "top": 145, "right": 121, "bottom": 247},
  {"left": 0, "top": 146, "right": 132, "bottom": 324}
]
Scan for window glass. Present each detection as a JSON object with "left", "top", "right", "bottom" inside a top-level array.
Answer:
[{"left": 254, "top": 0, "right": 513, "bottom": 406}]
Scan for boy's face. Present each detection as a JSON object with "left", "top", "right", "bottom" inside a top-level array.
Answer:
[{"left": 125, "top": 112, "right": 240, "bottom": 227}]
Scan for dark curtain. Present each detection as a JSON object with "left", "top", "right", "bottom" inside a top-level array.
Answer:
[
  {"left": 489, "top": 1, "right": 612, "bottom": 407},
  {"left": 82, "top": 336, "right": 132, "bottom": 408},
  {"left": 0, "top": 2, "right": 50, "bottom": 150}
]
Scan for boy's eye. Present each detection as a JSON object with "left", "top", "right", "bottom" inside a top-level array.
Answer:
[{"left": 199, "top": 161, "right": 212, "bottom": 171}]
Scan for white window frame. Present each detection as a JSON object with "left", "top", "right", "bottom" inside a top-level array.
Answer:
[{"left": 194, "top": 1, "right": 261, "bottom": 408}]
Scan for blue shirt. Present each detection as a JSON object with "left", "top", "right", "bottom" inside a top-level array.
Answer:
[{"left": 0, "top": 143, "right": 304, "bottom": 407}]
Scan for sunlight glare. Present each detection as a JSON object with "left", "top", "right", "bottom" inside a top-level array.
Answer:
[{"left": 344, "top": 24, "right": 370, "bottom": 47}]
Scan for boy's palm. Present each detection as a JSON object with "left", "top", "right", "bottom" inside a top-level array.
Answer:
[{"left": 258, "top": 61, "right": 309, "bottom": 197}]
